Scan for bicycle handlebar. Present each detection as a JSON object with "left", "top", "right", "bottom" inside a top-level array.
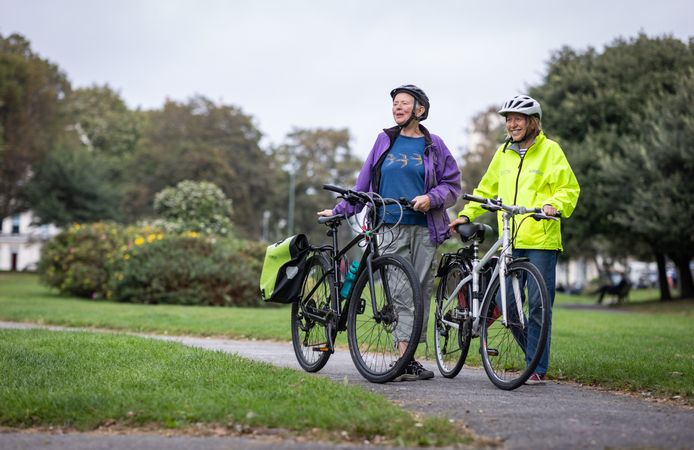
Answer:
[
  {"left": 323, "top": 184, "right": 369, "bottom": 205},
  {"left": 462, "top": 193, "right": 488, "bottom": 204},
  {"left": 323, "top": 184, "right": 348, "bottom": 195},
  {"left": 319, "top": 185, "right": 420, "bottom": 228},
  {"left": 463, "top": 193, "right": 560, "bottom": 221},
  {"left": 317, "top": 214, "right": 344, "bottom": 225},
  {"left": 322, "top": 185, "right": 416, "bottom": 210}
]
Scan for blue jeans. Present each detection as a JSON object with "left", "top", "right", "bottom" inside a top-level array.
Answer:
[{"left": 512, "top": 249, "right": 558, "bottom": 375}]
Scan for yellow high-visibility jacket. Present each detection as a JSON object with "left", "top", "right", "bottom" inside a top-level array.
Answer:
[{"left": 459, "top": 132, "right": 580, "bottom": 251}]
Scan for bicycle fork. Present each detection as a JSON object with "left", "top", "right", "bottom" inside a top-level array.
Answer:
[
  {"left": 498, "top": 211, "right": 526, "bottom": 329},
  {"left": 365, "top": 253, "right": 386, "bottom": 322}
]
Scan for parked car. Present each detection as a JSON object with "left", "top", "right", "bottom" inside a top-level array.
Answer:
[{"left": 634, "top": 271, "right": 658, "bottom": 289}]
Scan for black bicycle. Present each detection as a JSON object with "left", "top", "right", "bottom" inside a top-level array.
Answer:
[{"left": 291, "top": 184, "right": 423, "bottom": 383}]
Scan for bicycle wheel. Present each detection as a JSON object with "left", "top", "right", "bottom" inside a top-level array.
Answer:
[
  {"left": 347, "top": 254, "right": 422, "bottom": 383},
  {"left": 291, "top": 253, "right": 334, "bottom": 372},
  {"left": 434, "top": 262, "right": 473, "bottom": 378},
  {"left": 479, "top": 260, "right": 549, "bottom": 390}
]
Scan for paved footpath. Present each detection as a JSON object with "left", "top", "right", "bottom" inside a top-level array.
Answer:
[{"left": 2, "top": 321, "right": 693, "bottom": 450}]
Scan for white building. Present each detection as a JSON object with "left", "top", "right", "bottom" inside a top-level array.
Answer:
[{"left": 0, "top": 211, "right": 59, "bottom": 271}]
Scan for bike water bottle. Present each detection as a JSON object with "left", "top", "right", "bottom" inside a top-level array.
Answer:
[{"left": 340, "top": 261, "right": 359, "bottom": 299}]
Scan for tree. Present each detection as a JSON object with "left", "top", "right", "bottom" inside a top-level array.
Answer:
[
  {"left": 459, "top": 107, "right": 506, "bottom": 194},
  {"left": 153, "top": 180, "right": 234, "bottom": 236},
  {"left": 616, "top": 71, "right": 694, "bottom": 298},
  {"left": 66, "top": 85, "right": 142, "bottom": 157},
  {"left": 124, "top": 96, "right": 274, "bottom": 238},
  {"left": 25, "top": 136, "right": 120, "bottom": 226},
  {"left": 272, "top": 128, "right": 362, "bottom": 243},
  {"left": 21, "top": 85, "right": 143, "bottom": 226},
  {"left": 453, "top": 106, "right": 506, "bottom": 237},
  {"left": 0, "top": 33, "right": 70, "bottom": 220},
  {"left": 530, "top": 33, "right": 694, "bottom": 299}
]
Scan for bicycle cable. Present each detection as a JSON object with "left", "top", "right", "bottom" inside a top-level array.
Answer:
[
  {"left": 509, "top": 214, "right": 536, "bottom": 251},
  {"left": 341, "top": 190, "right": 412, "bottom": 254}
]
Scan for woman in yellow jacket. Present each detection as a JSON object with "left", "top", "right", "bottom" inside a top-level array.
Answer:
[{"left": 449, "top": 95, "right": 580, "bottom": 384}]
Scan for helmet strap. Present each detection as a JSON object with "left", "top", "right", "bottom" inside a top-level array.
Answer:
[
  {"left": 401, "top": 100, "right": 421, "bottom": 128},
  {"left": 509, "top": 116, "right": 538, "bottom": 145},
  {"left": 512, "top": 131, "right": 531, "bottom": 144}
]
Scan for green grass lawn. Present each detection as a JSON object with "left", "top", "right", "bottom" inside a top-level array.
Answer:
[
  {"left": 0, "top": 327, "right": 466, "bottom": 446},
  {"left": 550, "top": 306, "right": 693, "bottom": 397},
  {"left": 2, "top": 273, "right": 693, "bottom": 405},
  {"left": 553, "top": 290, "right": 693, "bottom": 398},
  {"left": 0, "top": 273, "right": 293, "bottom": 340}
]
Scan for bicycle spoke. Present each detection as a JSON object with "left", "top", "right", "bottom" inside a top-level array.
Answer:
[
  {"left": 347, "top": 255, "right": 422, "bottom": 383},
  {"left": 291, "top": 255, "right": 333, "bottom": 372},
  {"left": 480, "top": 261, "right": 549, "bottom": 390},
  {"left": 434, "top": 263, "right": 472, "bottom": 378}
]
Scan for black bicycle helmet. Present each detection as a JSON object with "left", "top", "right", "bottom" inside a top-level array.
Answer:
[{"left": 390, "top": 84, "right": 430, "bottom": 121}]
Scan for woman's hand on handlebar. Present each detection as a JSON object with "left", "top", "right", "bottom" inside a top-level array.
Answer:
[
  {"left": 411, "top": 194, "right": 431, "bottom": 212},
  {"left": 317, "top": 209, "right": 334, "bottom": 217},
  {"left": 542, "top": 204, "right": 558, "bottom": 216},
  {"left": 448, "top": 215, "right": 469, "bottom": 230}
]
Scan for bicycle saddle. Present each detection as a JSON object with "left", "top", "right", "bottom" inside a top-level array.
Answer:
[{"left": 456, "top": 223, "right": 493, "bottom": 243}]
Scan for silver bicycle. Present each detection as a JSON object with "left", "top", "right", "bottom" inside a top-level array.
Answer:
[{"left": 434, "top": 194, "right": 559, "bottom": 390}]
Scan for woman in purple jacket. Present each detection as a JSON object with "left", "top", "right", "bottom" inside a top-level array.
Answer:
[{"left": 319, "top": 84, "right": 461, "bottom": 381}]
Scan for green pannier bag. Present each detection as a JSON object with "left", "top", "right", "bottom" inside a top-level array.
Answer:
[{"left": 259, "top": 234, "right": 310, "bottom": 303}]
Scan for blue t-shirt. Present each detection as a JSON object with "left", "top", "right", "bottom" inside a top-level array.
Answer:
[{"left": 378, "top": 135, "right": 427, "bottom": 226}]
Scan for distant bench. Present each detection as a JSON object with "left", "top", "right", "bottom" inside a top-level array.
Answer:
[{"left": 596, "top": 279, "right": 631, "bottom": 304}]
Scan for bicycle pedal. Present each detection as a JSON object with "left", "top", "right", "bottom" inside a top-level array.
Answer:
[
  {"left": 314, "top": 346, "right": 332, "bottom": 353},
  {"left": 486, "top": 348, "right": 499, "bottom": 356}
]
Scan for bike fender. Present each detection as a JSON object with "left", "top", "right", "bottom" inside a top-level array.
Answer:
[{"left": 511, "top": 257, "right": 529, "bottom": 264}]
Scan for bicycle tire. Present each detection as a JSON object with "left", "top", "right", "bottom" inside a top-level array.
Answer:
[
  {"left": 434, "top": 262, "right": 473, "bottom": 378},
  {"left": 291, "top": 253, "right": 334, "bottom": 372},
  {"left": 479, "top": 260, "right": 549, "bottom": 390},
  {"left": 346, "top": 254, "right": 423, "bottom": 383}
]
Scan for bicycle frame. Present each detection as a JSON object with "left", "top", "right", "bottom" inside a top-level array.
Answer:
[
  {"left": 297, "top": 210, "right": 385, "bottom": 345},
  {"left": 440, "top": 210, "right": 527, "bottom": 335}
]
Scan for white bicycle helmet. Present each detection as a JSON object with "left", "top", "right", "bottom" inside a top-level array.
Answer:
[{"left": 498, "top": 95, "right": 542, "bottom": 119}]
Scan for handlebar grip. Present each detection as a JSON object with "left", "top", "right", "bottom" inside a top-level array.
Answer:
[
  {"left": 531, "top": 211, "right": 562, "bottom": 221},
  {"left": 377, "top": 196, "right": 412, "bottom": 208},
  {"left": 463, "top": 193, "right": 488, "bottom": 204},
  {"left": 317, "top": 214, "right": 344, "bottom": 224},
  {"left": 397, "top": 197, "right": 418, "bottom": 211},
  {"left": 529, "top": 207, "right": 563, "bottom": 215},
  {"left": 322, "top": 184, "right": 348, "bottom": 195}
]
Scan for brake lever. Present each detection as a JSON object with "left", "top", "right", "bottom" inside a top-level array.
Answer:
[{"left": 531, "top": 211, "right": 562, "bottom": 221}]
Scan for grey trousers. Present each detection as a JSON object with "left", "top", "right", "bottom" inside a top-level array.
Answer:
[{"left": 380, "top": 225, "right": 437, "bottom": 344}]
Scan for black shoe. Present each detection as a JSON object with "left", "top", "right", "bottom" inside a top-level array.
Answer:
[{"left": 393, "top": 360, "right": 434, "bottom": 381}]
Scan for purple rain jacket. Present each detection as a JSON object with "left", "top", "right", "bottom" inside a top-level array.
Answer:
[{"left": 333, "top": 124, "right": 461, "bottom": 245}]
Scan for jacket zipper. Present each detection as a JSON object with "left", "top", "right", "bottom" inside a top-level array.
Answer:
[
  {"left": 426, "top": 144, "right": 439, "bottom": 244},
  {"left": 511, "top": 153, "right": 524, "bottom": 247}
]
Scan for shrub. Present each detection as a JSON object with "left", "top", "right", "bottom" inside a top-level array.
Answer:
[
  {"left": 38, "top": 223, "right": 136, "bottom": 298},
  {"left": 39, "top": 221, "right": 266, "bottom": 306},
  {"left": 153, "top": 180, "right": 234, "bottom": 236},
  {"left": 109, "top": 233, "right": 266, "bottom": 306}
]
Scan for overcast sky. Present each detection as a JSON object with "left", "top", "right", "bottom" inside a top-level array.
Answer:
[{"left": 1, "top": 0, "right": 692, "bottom": 158}]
